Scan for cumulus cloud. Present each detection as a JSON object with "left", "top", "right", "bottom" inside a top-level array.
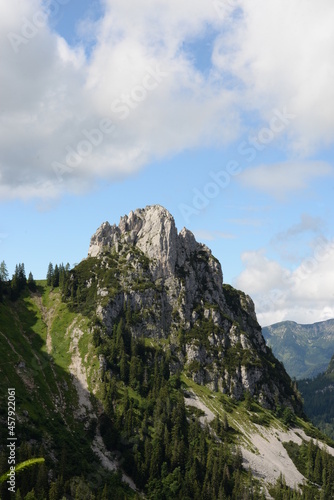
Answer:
[
  {"left": 213, "top": 0, "right": 334, "bottom": 155},
  {"left": 238, "top": 161, "right": 333, "bottom": 200},
  {"left": 0, "top": 0, "right": 239, "bottom": 200},
  {"left": 1, "top": 0, "right": 334, "bottom": 200},
  {"left": 235, "top": 239, "right": 334, "bottom": 326}
]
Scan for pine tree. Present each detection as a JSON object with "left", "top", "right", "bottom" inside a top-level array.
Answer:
[
  {"left": 306, "top": 439, "right": 315, "bottom": 478},
  {"left": 101, "top": 484, "right": 108, "bottom": 500},
  {"left": 48, "top": 482, "right": 59, "bottom": 500},
  {"left": 120, "top": 351, "right": 129, "bottom": 383},
  {"left": 52, "top": 264, "right": 60, "bottom": 287},
  {"left": 314, "top": 448, "right": 322, "bottom": 484},
  {"left": 27, "top": 272, "right": 37, "bottom": 292},
  {"left": 0, "top": 260, "right": 8, "bottom": 281},
  {"left": 35, "top": 462, "right": 48, "bottom": 498},
  {"left": 46, "top": 262, "right": 54, "bottom": 286},
  {"left": 233, "top": 446, "right": 243, "bottom": 470},
  {"left": 59, "top": 263, "right": 65, "bottom": 288},
  {"left": 18, "top": 263, "right": 26, "bottom": 285},
  {"left": 222, "top": 412, "right": 229, "bottom": 431},
  {"left": 24, "top": 490, "right": 37, "bottom": 500},
  {"left": 10, "top": 263, "right": 27, "bottom": 299},
  {"left": 104, "top": 384, "right": 114, "bottom": 418},
  {"left": 244, "top": 390, "right": 252, "bottom": 410},
  {"left": 10, "top": 265, "right": 20, "bottom": 300}
]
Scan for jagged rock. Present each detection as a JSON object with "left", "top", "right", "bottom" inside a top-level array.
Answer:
[{"left": 85, "top": 205, "right": 302, "bottom": 413}]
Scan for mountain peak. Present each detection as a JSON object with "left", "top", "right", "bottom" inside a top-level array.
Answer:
[
  {"left": 88, "top": 204, "right": 208, "bottom": 280},
  {"left": 84, "top": 205, "right": 302, "bottom": 413}
]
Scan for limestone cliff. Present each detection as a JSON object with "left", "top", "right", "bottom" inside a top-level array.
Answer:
[{"left": 82, "top": 205, "right": 302, "bottom": 412}]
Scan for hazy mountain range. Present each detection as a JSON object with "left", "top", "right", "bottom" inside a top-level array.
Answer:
[{"left": 262, "top": 319, "right": 334, "bottom": 380}]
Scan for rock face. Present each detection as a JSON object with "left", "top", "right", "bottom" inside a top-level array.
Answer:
[
  {"left": 85, "top": 205, "right": 302, "bottom": 412},
  {"left": 89, "top": 205, "right": 215, "bottom": 280}
]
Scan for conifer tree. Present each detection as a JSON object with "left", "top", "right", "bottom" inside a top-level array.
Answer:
[
  {"left": 0, "top": 261, "right": 8, "bottom": 300},
  {"left": 101, "top": 484, "right": 108, "bottom": 500},
  {"left": 35, "top": 462, "right": 48, "bottom": 498},
  {"left": 59, "top": 263, "right": 65, "bottom": 289},
  {"left": 24, "top": 490, "right": 37, "bottom": 500},
  {"left": 28, "top": 272, "right": 37, "bottom": 292},
  {"left": 52, "top": 264, "right": 60, "bottom": 287},
  {"left": 0, "top": 260, "right": 8, "bottom": 281},
  {"left": 314, "top": 449, "right": 322, "bottom": 484},
  {"left": 10, "top": 264, "right": 24, "bottom": 300},
  {"left": 48, "top": 482, "right": 60, "bottom": 500},
  {"left": 120, "top": 351, "right": 129, "bottom": 383},
  {"left": 18, "top": 263, "right": 26, "bottom": 288},
  {"left": 46, "top": 262, "right": 54, "bottom": 286}
]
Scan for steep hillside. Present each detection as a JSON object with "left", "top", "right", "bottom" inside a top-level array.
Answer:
[
  {"left": 299, "top": 355, "right": 334, "bottom": 439},
  {"left": 262, "top": 319, "right": 334, "bottom": 379},
  {"left": 0, "top": 286, "right": 134, "bottom": 499},
  {"left": 1, "top": 205, "right": 334, "bottom": 499}
]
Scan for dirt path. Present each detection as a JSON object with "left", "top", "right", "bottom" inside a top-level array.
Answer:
[
  {"left": 69, "top": 324, "right": 94, "bottom": 419},
  {"left": 67, "top": 320, "right": 137, "bottom": 491},
  {"left": 30, "top": 292, "right": 67, "bottom": 420},
  {"left": 31, "top": 292, "right": 55, "bottom": 354}
]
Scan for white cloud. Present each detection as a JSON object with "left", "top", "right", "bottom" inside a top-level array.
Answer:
[
  {"left": 239, "top": 161, "right": 333, "bottom": 199},
  {"left": 213, "top": 0, "right": 334, "bottom": 155},
  {"left": 235, "top": 239, "right": 334, "bottom": 326},
  {"left": 0, "top": 0, "right": 240, "bottom": 200},
  {"left": 1, "top": 0, "right": 334, "bottom": 200}
]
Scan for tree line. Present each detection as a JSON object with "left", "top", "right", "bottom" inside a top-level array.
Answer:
[
  {"left": 46, "top": 262, "right": 71, "bottom": 290},
  {"left": 0, "top": 260, "right": 74, "bottom": 302},
  {"left": 0, "top": 261, "right": 36, "bottom": 301}
]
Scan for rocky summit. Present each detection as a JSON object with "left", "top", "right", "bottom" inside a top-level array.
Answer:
[{"left": 86, "top": 205, "right": 301, "bottom": 412}]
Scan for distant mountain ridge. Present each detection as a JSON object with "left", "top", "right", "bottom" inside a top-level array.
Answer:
[{"left": 262, "top": 319, "right": 334, "bottom": 380}]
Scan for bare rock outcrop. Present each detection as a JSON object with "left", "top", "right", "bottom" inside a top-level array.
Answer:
[{"left": 84, "top": 205, "right": 302, "bottom": 413}]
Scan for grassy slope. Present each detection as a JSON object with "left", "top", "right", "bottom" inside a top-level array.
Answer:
[{"left": 0, "top": 283, "right": 133, "bottom": 498}]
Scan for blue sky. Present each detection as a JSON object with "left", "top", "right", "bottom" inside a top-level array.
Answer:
[{"left": 1, "top": 0, "right": 334, "bottom": 326}]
